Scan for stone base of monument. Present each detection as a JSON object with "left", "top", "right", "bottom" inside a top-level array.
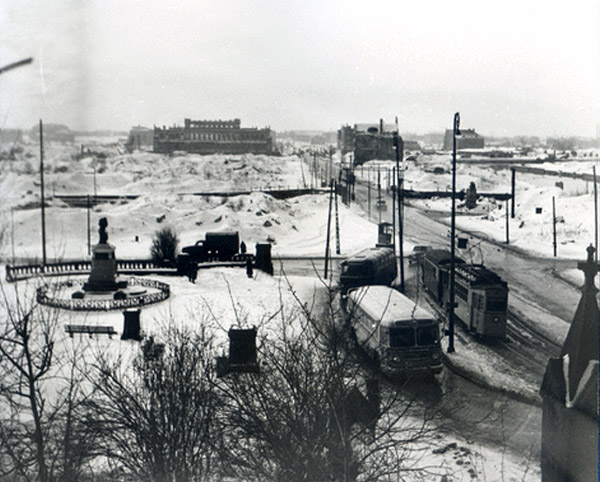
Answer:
[
  {"left": 83, "top": 243, "right": 127, "bottom": 292},
  {"left": 82, "top": 278, "right": 128, "bottom": 292}
]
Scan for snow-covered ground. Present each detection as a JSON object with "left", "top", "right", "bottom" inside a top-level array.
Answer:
[
  {"left": 4, "top": 141, "right": 592, "bottom": 480},
  {"left": 357, "top": 154, "right": 599, "bottom": 260}
]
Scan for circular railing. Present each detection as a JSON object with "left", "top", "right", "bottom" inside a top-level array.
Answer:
[{"left": 36, "top": 276, "right": 170, "bottom": 311}]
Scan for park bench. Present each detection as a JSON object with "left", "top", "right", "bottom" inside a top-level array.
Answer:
[{"left": 65, "top": 324, "right": 117, "bottom": 338}]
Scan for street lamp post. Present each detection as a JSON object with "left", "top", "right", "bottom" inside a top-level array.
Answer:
[{"left": 448, "top": 112, "right": 461, "bottom": 353}]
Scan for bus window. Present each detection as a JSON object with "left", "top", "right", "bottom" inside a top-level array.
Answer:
[
  {"left": 416, "top": 325, "right": 439, "bottom": 346},
  {"left": 389, "top": 328, "right": 415, "bottom": 347},
  {"left": 342, "top": 263, "right": 373, "bottom": 277}
]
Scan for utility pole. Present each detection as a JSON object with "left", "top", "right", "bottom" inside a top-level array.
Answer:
[
  {"left": 594, "top": 167, "right": 598, "bottom": 263},
  {"left": 87, "top": 194, "right": 91, "bottom": 255},
  {"left": 377, "top": 166, "right": 382, "bottom": 224},
  {"left": 39, "top": 120, "right": 47, "bottom": 267},
  {"left": 93, "top": 159, "right": 98, "bottom": 197},
  {"left": 511, "top": 168, "right": 516, "bottom": 218},
  {"left": 324, "top": 180, "right": 334, "bottom": 279},
  {"left": 394, "top": 131, "right": 405, "bottom": 293},
  {"left": 448, "top": 112, "right": 461, "bottom": 354},
  {"left": 367, "top": 170, "right": 371, "bottom": 220},
  {"left": 552, "top": 196, "right": 557, "bottom": 257},
  {"left": 392, "top": 166, "right": 396, "bottom": 252},
  {"left": 505, "top": 198, "right": 510, "bottom": 244},
  {"left": 334, "top": 182, "right": 341, "bottom": 255}
]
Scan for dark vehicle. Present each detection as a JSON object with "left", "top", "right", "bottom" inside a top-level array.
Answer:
[
  {"left": 421, "top": 249, "right": 508, "bottom": 340},
  {"left": 339, "top": 247, "right": 397, "bottom": 292},
  {"left": 177, "top": 231, "right": 241, "bottom": 274},
  {"left": 182, "top": 231, "right": 239, "bottom": 261},
  {"left": 345, "top": 286, "right": 443, "bottom": 376}
]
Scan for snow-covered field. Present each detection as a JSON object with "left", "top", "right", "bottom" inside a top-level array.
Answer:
[{"left": 3, "top": 140, "right": 595, "bottom": 480}]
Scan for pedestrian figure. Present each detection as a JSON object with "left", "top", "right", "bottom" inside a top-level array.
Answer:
[
  {"left": 240, "top": 241, "right": 247, "bottom": 254},
  {"left": 246, "top": 258, "right": 253, "bottom": 278},
  {"left": 188, "top": 263, "right": 198, "bottom": 283}
]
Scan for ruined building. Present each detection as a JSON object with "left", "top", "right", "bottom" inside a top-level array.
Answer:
[
  {"left": 338, "top": 121, "right": 421, "bottom": 165},
  {"left": 126, "top": 126, "right": 154, "bottom": 151},
  {"left": 539, "top": 245, "right": 599, "bottom": 482},
  {"left": 153, "top": 118, "right": 275, "bottom": 155},
  {"left": 443, "top": 128, "right": 484, "bottom": 150}
]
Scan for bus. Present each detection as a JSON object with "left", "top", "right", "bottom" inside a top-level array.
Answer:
[
  {"left": 345, "top": 286, "right": 443, "bottom": 376},
  {"left": 339, "top": 247, "right": 397, "bottom": 292}
]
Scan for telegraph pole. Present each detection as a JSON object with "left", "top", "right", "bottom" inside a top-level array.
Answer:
[
  {"left": 367, "top": 171, "right": 371, "bottom": 220},
  {"left": 505, "top": 198, "right": 510, "bottom": 244},
  {"left": 552, "top": 196, "right": 557, "bottom": 257},
  {"left": 87, "top": 194, "right": 91, "bottom": 255},
  {"left": 392, "top": 166, "right": 396, "bottom": 252},
  {"left": 377, "top": 165, "right": 382, "bottom": 224},
  {"left": 324, "top": 180, "right": 334, "bottom": 279},
  {"left": 394, "top": 131, "right": 405, "bottom": 292},
  {"left": 511, "top": 168, "right": 516, "bottom": 218},
  {"left": 39, "top": 120, "right": 47, "bottom": 267},
  {"left": 594, "top": 166, "right": 598, "bottom": 263},
  {"left": 448, "top": 112, "right": 461, "bottom": 354}
]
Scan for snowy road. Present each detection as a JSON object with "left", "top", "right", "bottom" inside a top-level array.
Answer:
[{"left": 353, "top": 178, "right": 580, "bottom": 329}]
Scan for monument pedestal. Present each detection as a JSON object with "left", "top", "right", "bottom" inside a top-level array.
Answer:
[{"left": 83, "top": 243, "right": 126, "bottom": 292}]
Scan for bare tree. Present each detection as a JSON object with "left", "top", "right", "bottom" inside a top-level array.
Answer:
[
  {"left": 213, "top": 279, "right": 446, "bottom": 482},
  {"left": 84, "top": 321, "right": 221, "bottom": 482},
  {"left": 81, "top": 274, "right": 451, "bottom": 481},
  {"left": 0, "top": 280, "right": 96, "bottom": 482}
]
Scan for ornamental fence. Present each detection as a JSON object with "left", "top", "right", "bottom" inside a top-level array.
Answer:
[
  {"left": 6, "top": 259, "right": 173, "bottom": 282},
  {"left": 36, "top": 276, "right": 170, "bottom": 311},
  {"left": 6, "top": 256, "right": 253, "bottom": 282}
]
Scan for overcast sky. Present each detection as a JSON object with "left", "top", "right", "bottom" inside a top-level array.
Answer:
[{"left": 1, "top": 0, "right": 599, "bottom": 137}]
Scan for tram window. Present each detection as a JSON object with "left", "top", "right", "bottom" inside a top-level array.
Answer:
[
  {"left": 389, "top": 328, "right": 415, "bottom": 347},
  {"left": 416, "top": 325, "right": 438, "bottom": 346},
  {"left": 486, "top": 297, "right": 507, "bottom": 312}
]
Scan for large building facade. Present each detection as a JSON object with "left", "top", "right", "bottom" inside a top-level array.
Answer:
[
  {"left": 153, "top": 118, "right": 275, "bottom": 155},
  {"left": 443, "top": 128, "right": 484, "bottom": 150}
]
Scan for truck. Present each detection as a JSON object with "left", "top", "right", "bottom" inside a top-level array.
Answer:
[{"left": 177, "top": 231, "right": 240, "bottom": 273}]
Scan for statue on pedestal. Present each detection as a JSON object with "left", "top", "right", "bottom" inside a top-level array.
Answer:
[
  {"left": 83, "top": 218, "right": 126, "bottom": 292},
  {"left": 99, "top": 217, "right": 108, "bottom": 244}
]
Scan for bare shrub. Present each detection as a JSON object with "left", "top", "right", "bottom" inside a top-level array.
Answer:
[{"left": 150, "top": 226, "right": 179, "bottom": 266}]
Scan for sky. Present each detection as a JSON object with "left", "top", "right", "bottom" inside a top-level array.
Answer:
[{"left": 1, "top": 0, "right": 599, "bottom": 137}]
